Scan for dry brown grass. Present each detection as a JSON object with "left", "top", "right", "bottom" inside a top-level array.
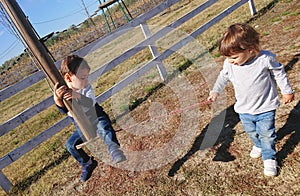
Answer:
[{"left": 1, "top": 0, "right": 300, "bottom": 195}]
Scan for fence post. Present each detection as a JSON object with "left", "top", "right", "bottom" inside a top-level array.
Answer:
[
  {"left": 248, "top": 0, "right": 256, "bottom": 15},
  {"left": 140, "top": 23, "right": 167, "bottom": 81},
  {"left": 0, "top": 170, "right": 12, "bottom": 193},
  {"left": 0, "top": 0, "right": 97, "bottom": 141}
]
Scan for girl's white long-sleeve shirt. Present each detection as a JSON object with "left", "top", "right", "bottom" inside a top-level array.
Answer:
[{"left": 211, "top": 50, "right": 293, "bottom": 115}]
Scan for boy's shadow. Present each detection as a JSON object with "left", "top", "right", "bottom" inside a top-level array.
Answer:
[
  {"left": 276, "top": 101, "right": 300, "bottom": 167},
  {"left": 168, "top": 105, "right": 240, "bottom": 177}
]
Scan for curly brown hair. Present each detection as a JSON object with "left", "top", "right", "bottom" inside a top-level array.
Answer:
[{"left": 219, "top": 23, "right": 260, "bottom": 56}]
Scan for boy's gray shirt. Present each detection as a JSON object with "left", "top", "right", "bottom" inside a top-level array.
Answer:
[{"left": 211, "top": 50, "right": 293, "bottom": 115}]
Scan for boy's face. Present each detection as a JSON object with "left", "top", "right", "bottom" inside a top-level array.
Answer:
[
  {"left": 65, "top": 68, "right": 90, "bottom": 90},
  {"left": 226, "top": 50, "right": 254, "bottom": 66}
]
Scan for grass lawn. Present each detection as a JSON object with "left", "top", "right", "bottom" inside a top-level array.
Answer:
[{"left": 1, "top": 0, "right": 299, "bottom": 195}]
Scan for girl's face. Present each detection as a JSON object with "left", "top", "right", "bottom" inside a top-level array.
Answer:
[
  {"left": 226, "top": 50, "right": 255, "bottom": 66},
  {"left": 65, "top": 68, "right": 90, "bottom": 90}
]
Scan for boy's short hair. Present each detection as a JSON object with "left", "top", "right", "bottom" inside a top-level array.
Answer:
[
  {"left": 219, "top": 23, "right": 260, "bottom": 56},
  {"left": 60, "top": 55, "right": 90, "bottom": 76}
]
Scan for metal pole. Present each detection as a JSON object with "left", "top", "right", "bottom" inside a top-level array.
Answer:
[
  {"left": 120, "top": 0, "right": 133, "bottom": 19},
  {"left": 98, "top": 0, "right": 112, "bottom": 32},
  {"left": 106, "top": 6, "right": 117, "bottom": 29},
  {"left": 80, "top": 0, "right": 96, "bottom": 26},
  {"left": 0, "top": 0, "right": 96, "bottom": 141},
  {"left": 117, "top": 0, "right": 130, "bottom": 22}
]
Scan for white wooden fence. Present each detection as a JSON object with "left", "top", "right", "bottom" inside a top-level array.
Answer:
[{"left": 0, "top": 0, "right": 256, "bottom": 193}]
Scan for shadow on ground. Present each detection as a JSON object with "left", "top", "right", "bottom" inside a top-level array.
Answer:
[
  {"left": 276, "top": 101, "right": 300, "bottom": 167},
  {"left": 168, "top": 105, "right": 240, "bottom": 177},
  {"left": 276, "top": 53, "right": 300, "bottom": 167},
  {"left": 9, "top": 150, "right": 70, "bottom": 194}
]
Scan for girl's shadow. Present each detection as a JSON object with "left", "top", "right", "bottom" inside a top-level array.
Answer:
[
  {"left": 276, "top": 101, "right": 300, "bottom": 167},
  {"left": 168, "top": 105, "right": 240, "bottom": 177},
  {"left": 276, "top": 53, "right": 300, "bottom": 167}
]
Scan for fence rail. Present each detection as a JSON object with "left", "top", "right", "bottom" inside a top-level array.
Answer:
[{"left": 0, "top": 0, "right": 256, "bottom": 193}]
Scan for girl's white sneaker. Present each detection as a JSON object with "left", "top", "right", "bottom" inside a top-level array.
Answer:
[
  {"left": 264, "top": 159, "right": 277, "bottom": 177},
  {"left": 250, "top": 146, "right": 262, "bottom": 158}
]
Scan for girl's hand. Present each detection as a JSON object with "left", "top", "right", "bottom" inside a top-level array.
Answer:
[
  {"left": 207, "top": 92, "right": 219, "bottom": 103},
  {"left": 282, "top": 93, "right": 294, "bottom": 104}
]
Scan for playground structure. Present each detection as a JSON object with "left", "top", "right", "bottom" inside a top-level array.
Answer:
[
  {"left": 0, "top": 0, "right": 257, "bottom": 193},
  {"left": 95, "top": 0, "right": 133, "bottom": 32}
]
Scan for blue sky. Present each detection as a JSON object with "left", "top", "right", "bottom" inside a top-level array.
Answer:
[{"left": 0, "top": 0, "right": 99, "bottom": 66}]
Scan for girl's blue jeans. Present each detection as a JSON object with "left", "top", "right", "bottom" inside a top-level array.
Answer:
[
  {"left": 238, "top": 110, "right": 276, "bottom": 161},
  {"left": 65, "top": 112, "right": 120, "bottom": 166}
]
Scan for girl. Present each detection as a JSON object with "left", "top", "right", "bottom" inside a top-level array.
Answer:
[{"left": 208, "top": 23, "right": 294, "bottom": 176}]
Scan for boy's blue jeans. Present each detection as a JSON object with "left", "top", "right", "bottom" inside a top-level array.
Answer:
[
  {"left": 238, "top": 110, "right": 276, "bottom": 161},
  {"left": 65, "top": 112, "right": 120, "bottom": 166}
]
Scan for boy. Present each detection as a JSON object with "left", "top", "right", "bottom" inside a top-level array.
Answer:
[
  {"left": 208, "top": 23, "right": 294, "bottom": 176},
  {"left": 54, "top": 55, "right": 126, "bottom": 181}
]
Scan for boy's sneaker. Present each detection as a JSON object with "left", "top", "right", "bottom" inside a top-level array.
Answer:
[
  {"left": 80, "top": 158, "right": 98, "bottom": 182},
  {"left": 264, "top": 159, "right": 277, "bottom": 177},
  {"left": 111, "top": 149, "right": 126, "bottom": 163},
  {"left": 250, "top": 146, "right": 262, "bottom": 158}
]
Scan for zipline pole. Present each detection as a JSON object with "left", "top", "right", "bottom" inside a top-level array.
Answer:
[{"left": 0, "top": 0, "right": 96, "bottom": 140}]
